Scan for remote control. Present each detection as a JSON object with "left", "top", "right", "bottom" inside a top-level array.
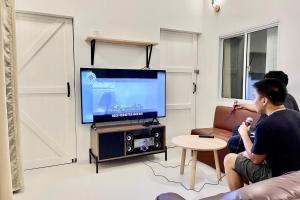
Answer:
[{"left": 198, "top": 135, "right": 214, "bottom": 138}]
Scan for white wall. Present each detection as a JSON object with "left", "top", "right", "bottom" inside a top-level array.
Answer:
[
  {"left": 15, "top": 0, "right": 203, "bottom": 161},
  {"left": 17, "top": 0, "right": 300, "bottom": 162},
  {"left": 196, "top": 0, "right": 300, "bottom": 128}
]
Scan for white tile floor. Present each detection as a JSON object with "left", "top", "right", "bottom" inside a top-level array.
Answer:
[{"left": 13, "top": 147, "right": 229, "bottom": 200}]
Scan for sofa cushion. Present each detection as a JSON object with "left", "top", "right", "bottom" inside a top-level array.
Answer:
[
  {"left": 213, "top": 106, "right": 260, "bottom": 132},
  {"left": 156, "top": 172, "right": 300, "bottom": 200},
  {"left": 156, "top": 193, "right": 227, "bottom": 200},
  {"left": 200, "top": 193, "right": 227, "bottom": 200},
  {"left": 221, "top": 171, "right": 300, "bottom": 200},
  {"left": 156, "top": 193, "right": 185, "bottom": 200}
]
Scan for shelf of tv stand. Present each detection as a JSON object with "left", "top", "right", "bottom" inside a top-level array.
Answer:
[
  {"left": 93, "top": 123, "right": 164, "bottom": 133},
  {"left": 91, "top": 149, "right": 166, "bottom": 163},
  {"left": 89, "top": 123, "right": 167, "bottom": 173}
]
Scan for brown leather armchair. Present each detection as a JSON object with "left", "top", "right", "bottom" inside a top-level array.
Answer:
[{"left": 191, "top": 106, "right": 260, "bottom": 172}]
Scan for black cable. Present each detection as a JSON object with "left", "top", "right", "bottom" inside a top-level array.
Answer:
[
  {"left": 144, "top": 145, "right": 227, "bottom": 192},
  {"left": 147, "top": 159, "right": 192, "bottom": 168},
  {"left": 143, "top": 161, "right": 226, "bottom": 192}
]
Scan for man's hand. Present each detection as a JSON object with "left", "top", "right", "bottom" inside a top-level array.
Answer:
[
  {"left": 242, "top": 151, "right": 250, "bottom": 159},
  {"left": 238, "top": 123, "right": 266, "bottom": 164},
  {"left": 238, "top": 122, "right": 252, "bottom": 158},
  {"left": 233, "top": 101, "right": 257, "bottom": 112},
  {"left": 238, "top": 122, "right": 250, "bottom": 138},
  {"left": 238, "top": 151, "right": 250, "bottom": 159},
  {"left": 233, "top": 100, "right": 243, "bottom": 110}
]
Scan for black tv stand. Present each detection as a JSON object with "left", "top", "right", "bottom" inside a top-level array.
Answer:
[
  {"left": 89, "top": 123, "right": 167, "bottom": 173},
  {"left": 143, "top": 118, "right": 160, "bottom": 127}
]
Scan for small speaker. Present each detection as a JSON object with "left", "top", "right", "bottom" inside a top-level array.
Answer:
[
  {"left": 152, "top": 128, "right": 163, "bottom": 138},
  {"left": 125, "top": 128, "right": 164, "bottom": 155},
  {"left": 127, "top": 145, "right": 133, "bottom": 153},
  {"left": 126, "top": 134, "right": 133, "bottom": 153},
  {"left": 126, "top": 134, "right": 133, "bottom": 141},
  {"left": 154, "top": 140, "right": 161, "bottom": 149},
  {"left": 154, "top": 132, "right": 161, "bottom": 138}
]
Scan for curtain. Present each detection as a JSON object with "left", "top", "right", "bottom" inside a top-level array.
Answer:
[
  {"left": 0, "top": 64, "right": 13, "bottom": 200},
  {"left": 266, "top": 27, "right": 278, "bottom": 73},
  {"left": 0, "top": 0, "right": 24, "bottom": 195},
  {"left": 222, "top": 39, "right": 232, "bottom": 98},
  {"left": 0, "top": 1, "right": 13, "bottom": 198}
]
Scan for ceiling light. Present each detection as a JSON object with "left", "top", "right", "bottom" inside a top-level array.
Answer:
[{"left": 212, "top": 0, "right": 221, "bottom": 13}]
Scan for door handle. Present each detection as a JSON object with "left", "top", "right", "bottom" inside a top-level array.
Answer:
[
  {"left": 67, "top": 82, "right": 70, "bottom": 97},
  {"left": 193, "top": 82, "right": 197, "bottom": 94}
]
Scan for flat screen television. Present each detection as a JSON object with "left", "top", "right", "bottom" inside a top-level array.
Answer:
[{"left": 80, "top": 68, "right": 166, "bottom": 124}]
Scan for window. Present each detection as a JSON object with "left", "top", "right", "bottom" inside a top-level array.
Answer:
[{"left": 221, "top": 26, "right": 278, "bottom": 100}]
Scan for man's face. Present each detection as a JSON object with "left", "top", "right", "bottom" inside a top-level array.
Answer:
[{"left": 254, "top": 89, "right": 267, "bottom": 114}]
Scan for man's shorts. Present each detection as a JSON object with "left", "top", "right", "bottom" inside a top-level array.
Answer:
[{"left": 234, "top": 154, "right": 272, "bottom": 183}]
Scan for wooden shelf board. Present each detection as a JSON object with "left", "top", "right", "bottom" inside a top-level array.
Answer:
[
  {"left": 98, "top": 149, "right": 166, "bottom": 162},
  {"left": 94, "top": 124, "right": 164, "bottom": 134},
  {"left": 85, "top": 36, "right": 158, "bottom": 46}
]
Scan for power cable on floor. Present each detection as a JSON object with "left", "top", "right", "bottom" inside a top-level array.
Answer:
[
  {"left": 144, "top": 158, "right": 226, "bottom": 192},
  {"left": 147, "top": 159, "right": 192, "bottom": 168}
]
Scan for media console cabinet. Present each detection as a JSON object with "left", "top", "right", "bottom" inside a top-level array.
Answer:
[{"left": 89, "top": 124, "right": 167, "bottom": 173}]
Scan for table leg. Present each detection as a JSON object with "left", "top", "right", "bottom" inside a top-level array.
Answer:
[
  {"left": 213, "top": 150, "right": 221, "bottom": 180},
  {"left": 190, "top": 150, "right": 197, "bottom": 189},
  {"left": 180, "top": 148, "right": 187, "bottom": 175}
]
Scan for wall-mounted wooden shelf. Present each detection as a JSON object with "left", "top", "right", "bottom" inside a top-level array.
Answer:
[
  {"left": 85, "top": 35, "right": 158, "bottom": 67},
  {"left": 85, "top": 36, "right": 158, "bottom": 47}
]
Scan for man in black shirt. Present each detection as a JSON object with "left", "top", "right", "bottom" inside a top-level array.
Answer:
[
  {"left": 227, "top": 71, "right": 299, "bottom": 153},
  {"left": 224, "top": 78, "right": 300, "bottom": 191}
]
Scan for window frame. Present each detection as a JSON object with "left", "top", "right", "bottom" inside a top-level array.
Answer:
[{"left": 218, "top": 22, "right": 279, "bottom": 101}]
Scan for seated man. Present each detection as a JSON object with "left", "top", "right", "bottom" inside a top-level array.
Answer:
[
  {"left": 224, "top": 78, "right": 300, "bottom": 191},
  {"left": 227, "top": 71, "right": 299, "bottom": 153}
]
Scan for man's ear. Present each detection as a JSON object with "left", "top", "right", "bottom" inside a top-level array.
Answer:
[{"left": 262, "top": 97, "right": 268, "bottom": 106}]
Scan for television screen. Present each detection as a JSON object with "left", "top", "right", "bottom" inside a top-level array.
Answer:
[{"left": 80, "top": 68, "right": 166, "bottom": 123}]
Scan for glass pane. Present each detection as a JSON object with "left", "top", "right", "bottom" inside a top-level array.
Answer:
[
  {"left": 246, "top": 27, "right": 278, "bottom": 100},
  {"left": 222, "top": 35, "right": 245, "bottom": 99}
]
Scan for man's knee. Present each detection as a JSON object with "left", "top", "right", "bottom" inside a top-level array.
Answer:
[{"left": 224, "top": 153, "right": 238, "bottom": 169}]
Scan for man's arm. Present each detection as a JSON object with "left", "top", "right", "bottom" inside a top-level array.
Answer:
[
  {"left": 235, "top": 102, "right": 257, "bottom": 112},
  {"left": 285, "top": 94, "right": 299, "bottom": 111},
  {"left": 238, "top": 123, "right": 266, "bottom": 164},
  {"left": 291, "top": 96, "right": 299, "bottom": 111}
]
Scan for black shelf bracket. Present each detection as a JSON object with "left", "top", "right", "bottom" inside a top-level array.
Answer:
[
  {"left": 146, "top": 45, "right": 153, "bottom": 69},
  {"left": 91, "top": 39, "right": 96, "bottom": 66}
]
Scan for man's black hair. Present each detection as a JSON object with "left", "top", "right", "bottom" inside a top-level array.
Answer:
[
  {"left": 264, "top": 71, "right": 289, "bottom": 86},
  {"left": 254, "top": 78, "right": 287, "bottom": 106}
]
